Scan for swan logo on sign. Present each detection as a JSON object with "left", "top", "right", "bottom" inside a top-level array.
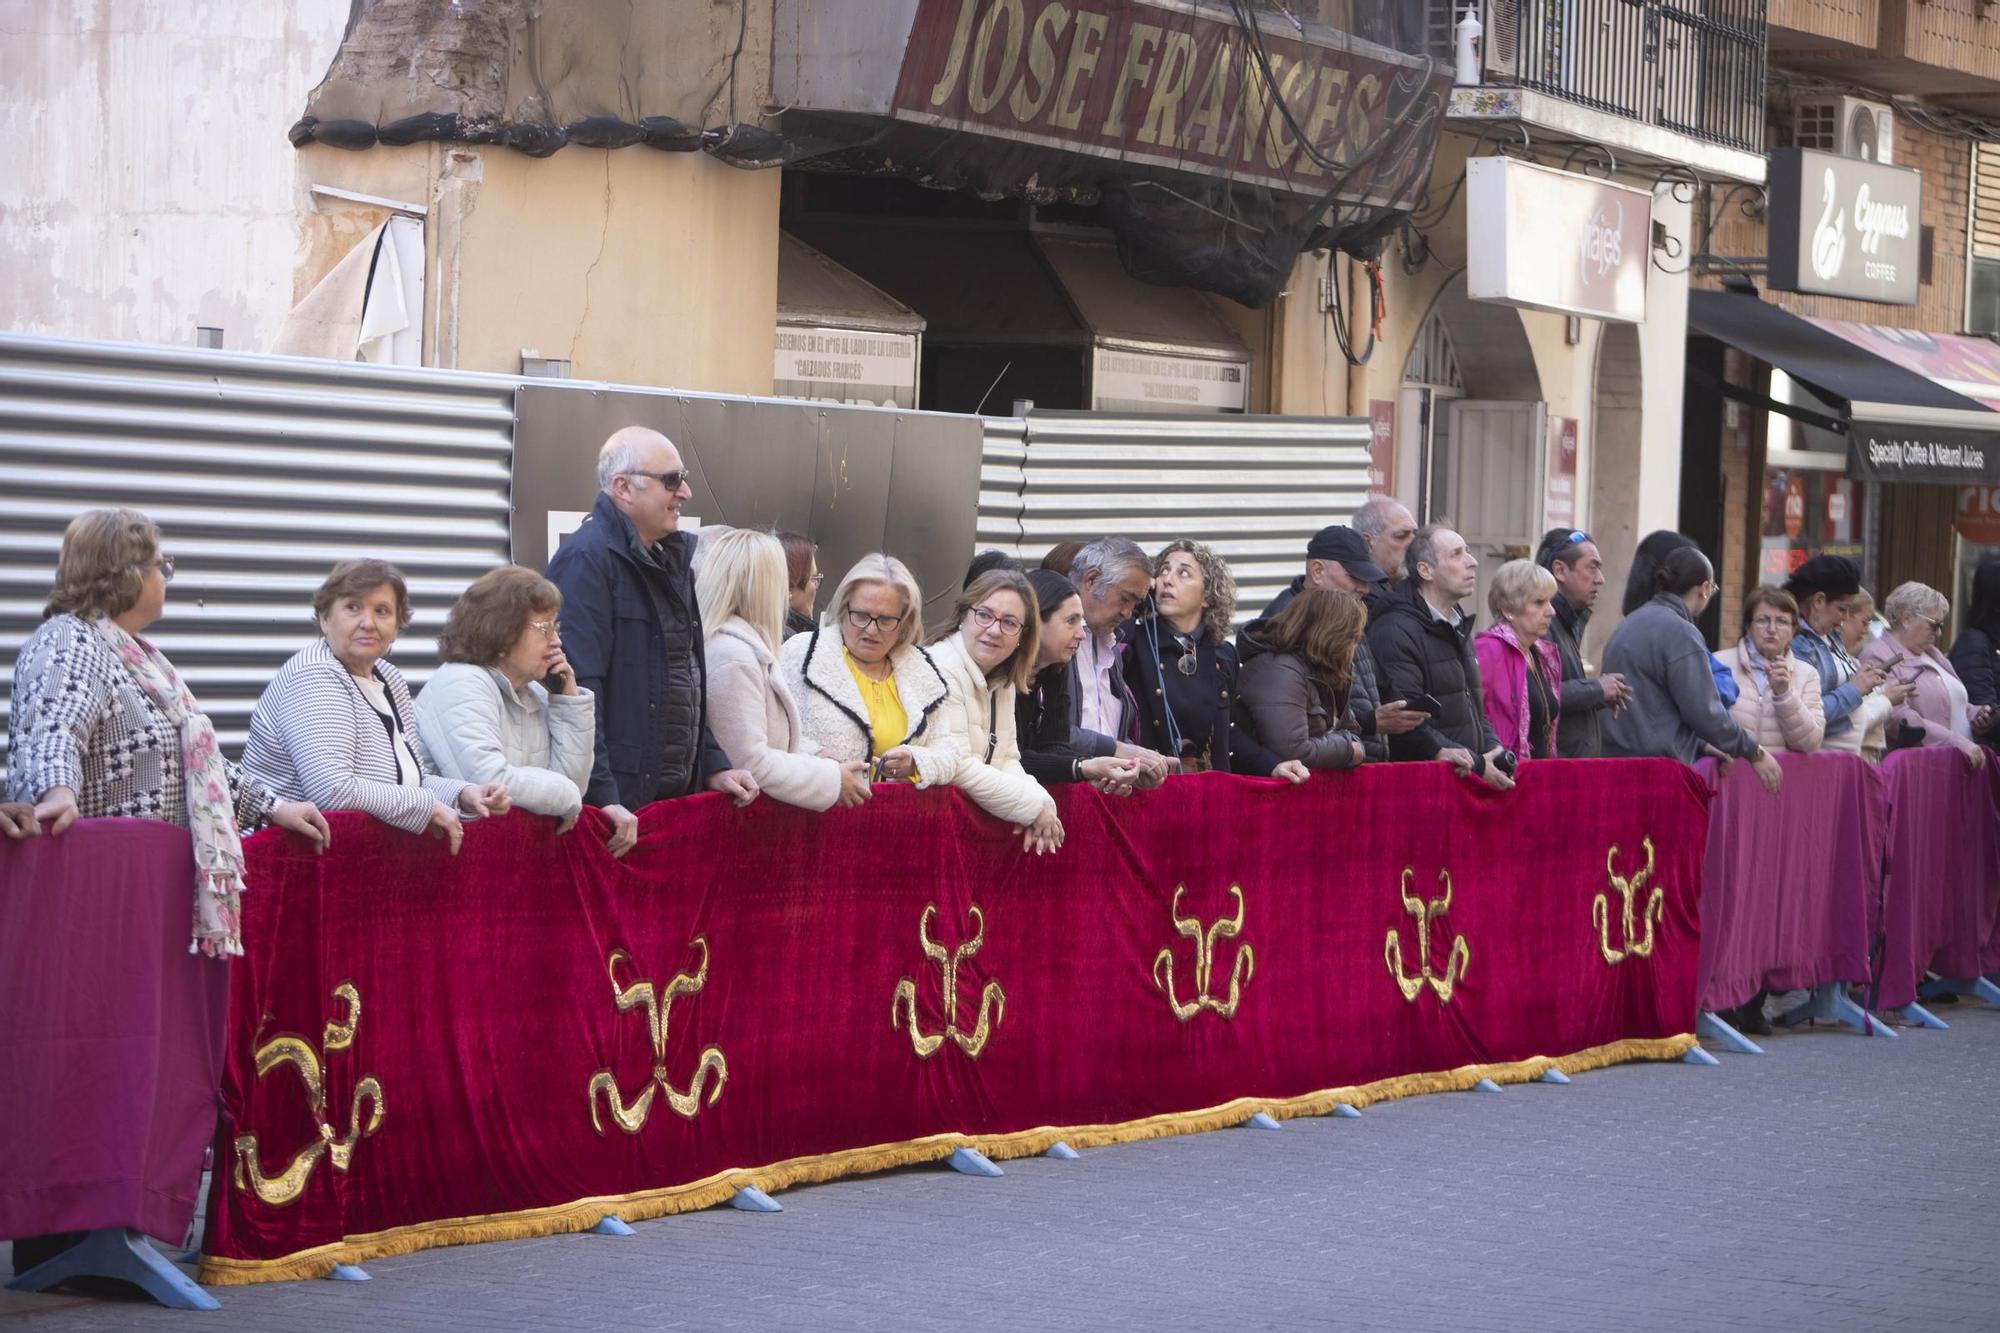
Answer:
[
  {"left": 1809, "top": 168, "right": 1846, "bottom": 284},
  {"left": 1771, "top": 149, "right": 1920, "bottom": 305}
]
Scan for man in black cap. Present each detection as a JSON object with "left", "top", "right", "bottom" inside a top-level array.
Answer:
[
  {"left": 1534, "top": 528, "right": 1631, "bottom": 758},
  {"left": 1241, "top": 524, "right": 1425, "bottom": 759},
  {"left": 1785, "top": 554, "right": 1895, "bottom": 748}
]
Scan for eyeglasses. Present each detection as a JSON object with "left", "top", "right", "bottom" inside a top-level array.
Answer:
[
  {"left": 153, "top": 556, "right": 175, "bottom": 583},
  {"left": 1749, "top": 615, "right": 1793, "bottom": 630},
  {"left": 1173, "top": 633, "right": 1198, "bottom": 677},
  {"left": 622, "top": 469, "right": 688, "bottom": 492},
  {"left": 968, "top": 606, "right": 1024, "bottom": 638},
  {"left": 806, "top": 573, "right": 825, "bottom": 588},
  {"left": 1920, "top": 614, "right": 1946, "bottom": 633},
  {"left": 529, "top": 618, "right": 561, "bottom": 638},
  {"left": 845, "top": 608, "right": 905, "bottom": 634}
]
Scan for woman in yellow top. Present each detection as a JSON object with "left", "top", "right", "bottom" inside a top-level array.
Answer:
[{"left": 778, "top": 552, "right": 959, "bottom": 786}]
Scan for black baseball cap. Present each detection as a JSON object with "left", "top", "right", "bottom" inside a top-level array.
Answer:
[
  {"left": 1783, "top": 554, "right": 1861, "bottom": 601},
  {"left": 1306, "top": 525, "right": 1387, "bottom": 583}
]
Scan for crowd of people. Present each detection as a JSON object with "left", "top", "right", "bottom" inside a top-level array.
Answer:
[{"left": 8, "top": 425, "right": 2000, "bottom": 941}]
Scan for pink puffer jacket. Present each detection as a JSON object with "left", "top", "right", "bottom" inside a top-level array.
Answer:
[{"left": 1472, "top": 623, "right": 1563, "bottom": 759}]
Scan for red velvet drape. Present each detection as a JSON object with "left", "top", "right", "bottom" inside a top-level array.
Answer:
[{"left": 199, "top": 761, "right": 1710, "bottom": 1283}]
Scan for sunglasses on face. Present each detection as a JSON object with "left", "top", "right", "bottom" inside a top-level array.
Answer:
[
  {"left": 622, "top": 469, "right": 688, "bottom": 492},
  {"left": 153, "top": 556, "right": 176, "bottom": 583}
]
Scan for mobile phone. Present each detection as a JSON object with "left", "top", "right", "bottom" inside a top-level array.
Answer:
[
  {"left": 1494, "top": 749, "right": 1519, "bottom": 777},
  {"left": 542, "top": 668, "right": 568, "bottom": 694},
  {"left": 1407, "top": 693, "right": 1444, "bottom": 717}
]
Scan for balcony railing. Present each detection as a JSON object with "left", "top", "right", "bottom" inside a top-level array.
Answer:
[{"left": 1435, "top": 1, "right": 1768, "bottom": 156}]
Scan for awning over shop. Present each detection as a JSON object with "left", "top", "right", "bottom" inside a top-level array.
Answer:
[
  {"left": 1688, "top": 290, "right": 2000, "bottom": 485},
  {"left": 775, "top": 234, "right": 927, "bottom": 409},
  {"left": 778, "top": 233, "right": 926, "bottom": 335}
]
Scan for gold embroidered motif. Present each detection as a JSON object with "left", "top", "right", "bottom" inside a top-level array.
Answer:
[
  {"left": 1153, "top": 884, "right": 1255, "bottom": 1020},
  {"left": 891, "top": 904, "right": 1005, "bottom": 1058},
  {"left": 587, "top": 941, "right": 729, "bottom": 1135},
  {"left": 1384, "top": 868, "right": 1470, "bottom": 1003},
  {"left": 1594, "top": 838, "right": 1664, "bottom": 965},
  {"left": 231, "top": 983, "right": 385, "bottom": 1206}
]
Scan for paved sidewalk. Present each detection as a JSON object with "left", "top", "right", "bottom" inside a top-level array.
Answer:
[{"left": 9, "top": 1005, "right": 2000, "bottom": 1331}]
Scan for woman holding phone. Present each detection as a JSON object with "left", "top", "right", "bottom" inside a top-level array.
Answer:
[
  {"left": 1861, "top": 581, "right": 1991, "bottom": 769},
  {"left": 415, "top": 566, "right": 602, "bottom": 837},
  {"left": 1723, "top": 588, "right": 1824, "bottom": 754}
]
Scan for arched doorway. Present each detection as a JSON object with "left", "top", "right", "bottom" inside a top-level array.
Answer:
[
  {"left": 1400, "top": 274, "right": 1545, "bottom": 615},
  {"left": 1583, "top": 321, "right": 1644, "bottom": 661}
]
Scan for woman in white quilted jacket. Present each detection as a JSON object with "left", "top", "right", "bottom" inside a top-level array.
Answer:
[
  {"left": 1724, "top": 586, "right": 1825, "bottom": 754},
  {"left": 925, "top": 568, "right": 1063, "bottom": 855}
]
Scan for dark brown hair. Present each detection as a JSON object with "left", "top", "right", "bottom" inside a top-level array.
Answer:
[
  {"left": 45, "top": 508, "right": 161, "bottom": 620},
  {"left": 313, "top": 559, "right": 413, "bottom": 630},
  {"left": 1261, "top": 587, "right": 1366, "bottom": 698},
  {"left": 777, "top": 530, "right": 816, "bottom": 590},
  {"left": 438, "top": 565, "right": 563, "bottom": 665},
  {"left": 1740, "top": 585, "right": 1800, "bottom": 634},
  {"left": 1039, "top": 540, "right": 1084, "bottom": 576}
]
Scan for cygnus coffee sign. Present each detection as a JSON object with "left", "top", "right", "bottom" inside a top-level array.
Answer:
[
  {"left": 1769, "top": 149, "right": 1921, "bottom": 305},
  {"left": 1464, "top": 158, "right": 1651, "bottom": 324}
]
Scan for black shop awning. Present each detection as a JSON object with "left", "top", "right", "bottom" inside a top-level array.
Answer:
[{"left": 1688, "top": 290, "right": 2000, "bottom": 485}]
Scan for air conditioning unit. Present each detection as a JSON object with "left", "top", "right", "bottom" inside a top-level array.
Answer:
[{"left": 1793, "top": 95, "right": 1896, "bottom": 165}]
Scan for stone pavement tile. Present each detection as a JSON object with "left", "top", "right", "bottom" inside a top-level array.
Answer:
[{"left": 9, "top": 1005, "right": 2000, "bottom": 1329}]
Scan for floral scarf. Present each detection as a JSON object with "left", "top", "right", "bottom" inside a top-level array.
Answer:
[{"left": 93, "top": 619, "right": 248, "bottom": 957}]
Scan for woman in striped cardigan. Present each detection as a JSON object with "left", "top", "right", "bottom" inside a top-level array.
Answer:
[{"left": 241, "top": 560, "right": 509, "bottom": 854}]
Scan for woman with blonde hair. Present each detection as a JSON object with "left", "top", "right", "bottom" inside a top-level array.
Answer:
[
  {"left": 1234, "top": 587, "right": 1369, "bottom": 770},
  {"left": 700, "top": 530, "right": 871, "bottom": 810},
  {"left": 1122, "top": 539, "right": 1307, "bottom": 780},
  {"left": 1473, "top": 559, "right": 1565, "bottom": 761},
  {"left": 778, "top": 552, "right": 958, "bottom": 785},
  {"left": 1861, "top": 581, "right": 1990, "bottom": 769},
  {"left": 926, "top": 568, "right": 1064, "bottom": 853},
  {"left": 414, "top": 566, "right": 619, "bottom": 845}
]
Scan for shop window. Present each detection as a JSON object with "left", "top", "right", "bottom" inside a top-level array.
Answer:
[
  {"left": 1972, "top": 258, "right": 2000, "bottom": 337},
  {"left": 1761, "top": 470, "right": 1867, "bottom": 584}
]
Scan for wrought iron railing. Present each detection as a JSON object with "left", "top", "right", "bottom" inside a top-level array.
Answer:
[{"left": 1431, "top": 1, "right": 1767, "bottom": 155}]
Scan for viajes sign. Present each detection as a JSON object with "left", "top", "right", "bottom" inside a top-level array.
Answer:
[
  {"left": 1464, "top": 157, "right": 1652, "bottom": 324},
  {"left": 1768, "top": 148, "right": 1921, "bottom": 306}
]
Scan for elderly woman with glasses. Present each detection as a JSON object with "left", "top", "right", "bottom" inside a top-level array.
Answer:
[
  {"left": 242, "top": 559, "right": 509, "bottom": 856},
  {"left": 1861, "top": 581, "right": 1991, "bottom": 769},
  {"left": 927, "top": 569, "right": 1065, "bottom": 853},
  {"left": 414, "top": 565, "right": 617, "bottom": 845},
  {"left": 779, "top": 552, "right": 958, "bottom": 786},
  {"left": 1122, "top": 539, "right": 1308, "bottom": 782},
  {"left": 1723, "top": 587, "right": 1825, "bottom": 754}
]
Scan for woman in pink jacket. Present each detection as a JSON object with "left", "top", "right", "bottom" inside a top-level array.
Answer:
[
  {"left": 1473, "top": 560, "right": 1565, "bottom": 761},
  {"left": 1861, "top": 581, "right": 1991, "bottom": 771}
]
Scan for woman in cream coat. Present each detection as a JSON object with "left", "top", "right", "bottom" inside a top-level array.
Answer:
[
  {"left": 778, "top": 553, "right": 959, "bottom": 786},
  {"left": 926, "top": 568, "right": 1063, "bottom": 854},
  {"left": 1723, "top": 587, "right": 1825, "bottom": 754},
  {"left": 699, "top": 530, "right": 872, "bottom": 811}
]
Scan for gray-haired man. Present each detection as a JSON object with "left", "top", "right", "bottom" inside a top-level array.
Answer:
[{"left": 1068, "top": 536, "right": 1172, "bottom": 786}]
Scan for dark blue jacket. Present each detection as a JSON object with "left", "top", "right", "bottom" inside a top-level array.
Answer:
[{"left": 545, "top": 492, "right": 731, "bottom": 808}]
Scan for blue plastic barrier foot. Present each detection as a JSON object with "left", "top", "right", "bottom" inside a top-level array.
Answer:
[
  {"left": 1683, "top": 1046, "right": 1720, "bottom": 1066},
  {"left": 175, "top": 1248, "right": 201, "bottom": 1265},
  {"left": 1696, "top": 1010, "right": 1765, "bottom": 1055},
  {"left": 1774, "top": 983, "right": 1896, "bottom": 1038},
  {"left": 1330, "top": 1103, "right": 1362, "bottom": 1119},
  {"left": 1538, "top": 1068, "right": 1572, "bottom": 1085},
  {"left": 945, "top": 1147, "right": 1003, "bottom": 1177},
  {"left": 728, "top": 1187, "right": 783, "bottom": 1212},
  {"left": 1044, "top": 1141, "right": 1080, "bottom": 1161},
  {"left": 1471, "top": 1078, "right": 1502, "bottom": 1094},
  {"left": 1921, "top": 976, "right": 2000, "bottom": 1008},
  {"left": 1244, "top": 1111, "right": 1283, "bottom": 1130},
  {"left": 325, "top": 1264, "right": 371, "bottom": 1281},
  {"left": 589, "top": 1215, "right": 636, "bottom": 1236},
  {"left": 1899, "top": 1002, "right": 1949, "bottom": 1030},
  {"left": 6, "top": 1228, "right": 219, "bottom": 1311}
]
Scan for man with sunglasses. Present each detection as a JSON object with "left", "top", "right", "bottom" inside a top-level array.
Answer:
[
  {"left": 1534, "top": 528, "right": 1631, "bottom": 758},
  {"left": 545, "top": 427, "right": 759, "bottom": 853}
]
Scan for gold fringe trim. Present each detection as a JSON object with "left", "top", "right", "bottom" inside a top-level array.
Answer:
[{"left": 198, "top": 1033, "right": 1693, "bottom": 1286}]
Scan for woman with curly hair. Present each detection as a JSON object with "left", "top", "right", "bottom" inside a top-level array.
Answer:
[{"left": 1120, "top": 539, "right": 1307, "bottom": 782}]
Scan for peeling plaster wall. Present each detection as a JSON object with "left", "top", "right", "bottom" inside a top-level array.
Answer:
[{"left": 0, "top": 1, "right": 351, "bottom": 350}]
